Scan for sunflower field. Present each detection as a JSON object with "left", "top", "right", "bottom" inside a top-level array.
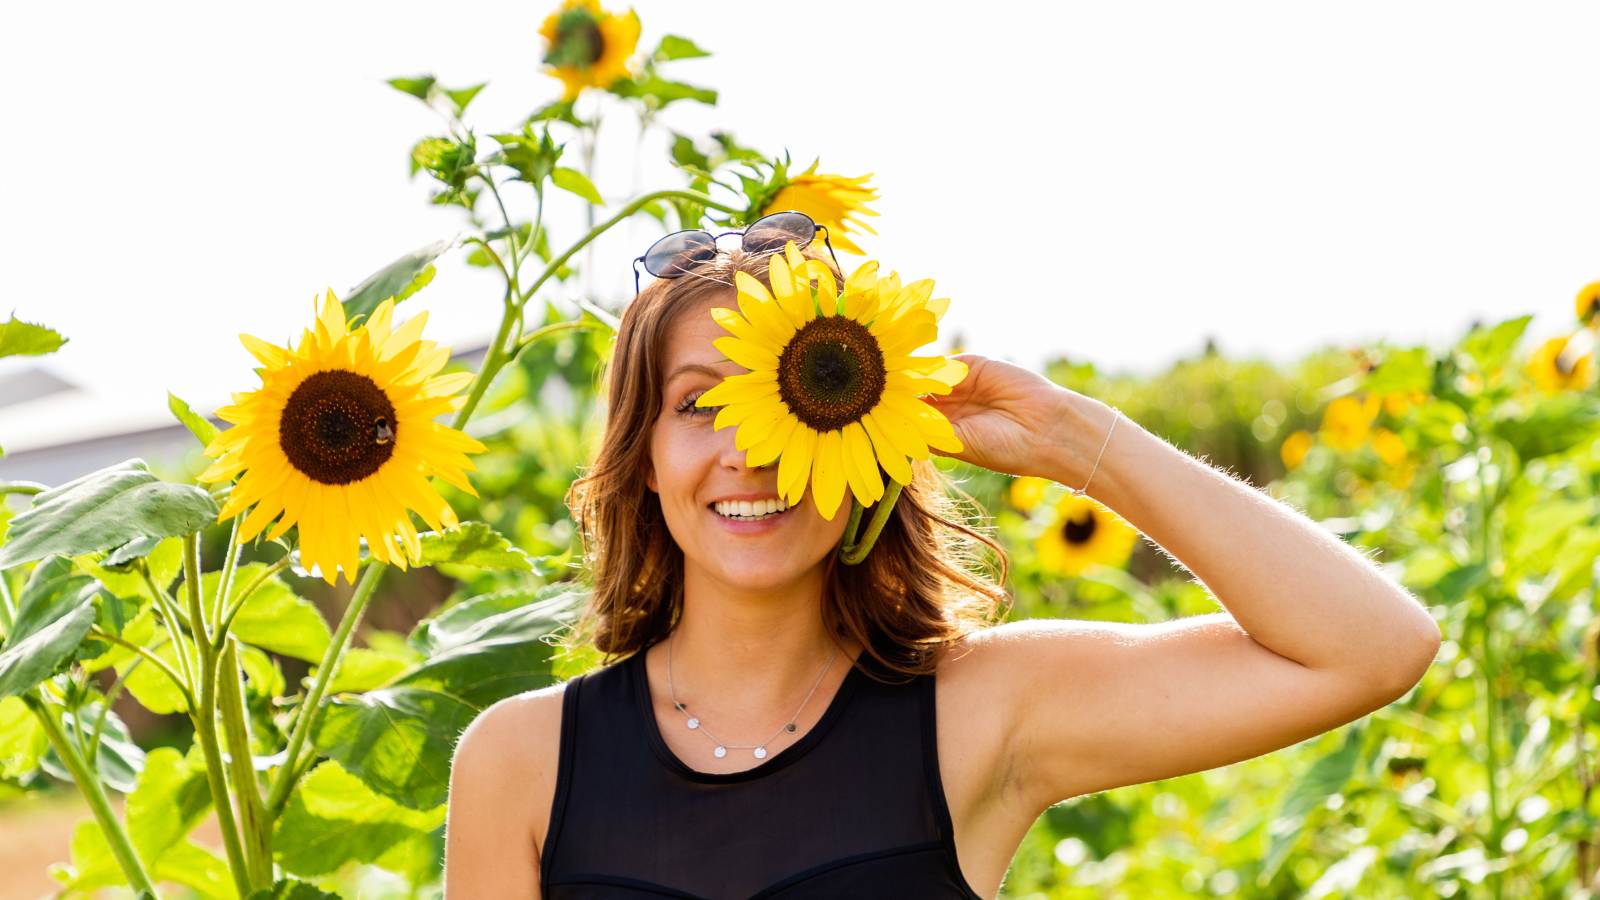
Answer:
[{"left": 1, "top": 3, "right": 1598, "bottom": 898}]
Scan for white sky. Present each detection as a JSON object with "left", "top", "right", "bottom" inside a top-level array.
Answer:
[{"left": 3, "top": 2, "right": 1598, "bottom": 450}]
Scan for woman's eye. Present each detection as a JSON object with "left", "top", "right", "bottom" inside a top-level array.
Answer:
[{"left": 675, "top": 390, "right": 722, "bottom": 417}]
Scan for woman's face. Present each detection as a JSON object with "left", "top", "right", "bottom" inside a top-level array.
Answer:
[{"left": 646, "top": 290, "right": 850, "bottom": 592}]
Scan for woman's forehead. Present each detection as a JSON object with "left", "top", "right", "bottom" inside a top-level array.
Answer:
[{"left": 661, "top": 291, "right": 737, "bottom": 375}]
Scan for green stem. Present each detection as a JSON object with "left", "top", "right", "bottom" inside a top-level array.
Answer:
[
  {"left": 264, "top": 562, "right": 386, "bottom": 820},
  {"left": 840, "top": 499, "right": 865, "bottom": 551},
  {"left": 216, "top": 638, "right": 273, "bottom": 887},
  {"left": 210, "top": 518, "right": 242, "bottom": 633},
  {"left": 215, "top": 554, "right": 294, "bottom": 644},
  {"left": 87, "top": 627, "right": 195, "bottom": 713},
  {"left": 483, "top": 174, "right": 522, "bottom": 295},
  {"left": 0, "top": 573, "right": 16, "bottom": 641},
  {"left": 840, "top": 481, "right": 904, "bottom": 565},
  {"left": 25, "top": 691, "right": 161, "bottom": 898},
  {"left": 1476, "top": 450, "right": 1505, "bottom": 900},
  {"left": 185, "top": 534, "right": 252, "bottom": 898},
  {"left": 142, "top": 560, "right": 198, "bottom": 693}
]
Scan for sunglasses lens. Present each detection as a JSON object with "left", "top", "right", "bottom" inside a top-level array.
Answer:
[
  {"left": 644, "top": 231, "right": 718, "bottom": 277},
  {"left": 742, "top": 211, "right": 815, "bottom": 254}
]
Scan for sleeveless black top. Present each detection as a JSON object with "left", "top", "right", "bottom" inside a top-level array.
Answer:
[{"left": 539, "top": 646, "right": 983, "bottom": 899}]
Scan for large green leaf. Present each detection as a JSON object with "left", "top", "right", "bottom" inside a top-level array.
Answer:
[
  {"left": 273, "top": 760, "right": 444, "bottom": 880},
  {"left": 199, "top": 563, "right": 331, "bottom": 662},
  {"left": 0, "top": 459, "right": 218, "bottom": 570},
  {"left": 0, "top": 313, "right": 66, "bottom": 358},
  {"left": 1492, "top": 391, "right": 1600, "bottom": 461},
  {"left": 1258, "top": 721, "right": 1366, "bottom": 884},
  {"left": 0, "top": 695, "right": 46, "bottom": 778},
  {"left": 416, "top": 522, "right": 533, "bottom": 572},
  {"left": 312, "top": 686, "right": 478, "bottom": 810},
  {"left": 249, "top": 879, "right": 342, "bottom": 900},
  {"left": 40, "top": 703, "right": 145, "bottom": 793},
  {"left": 0, "top": 559, "right": 103, "bottom": 697},
  {"left": 117, "top": 638, "right": 190, "bottom": 715},
  {"left": 407, "top": 585, "right": 556, "bottom": 654},
  {"left": 341, "top": 239, "right": 453, "bottom": 321},
  {"left": 392, "top": 585, "right": 583, "bottom": 708}
]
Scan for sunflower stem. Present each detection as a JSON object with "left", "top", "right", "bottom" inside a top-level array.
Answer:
[
  {"left": 215, "top": 552, "right": 294, "bottom": 646},
  {"left": 840, "top": 481, "right": 904, "bottom": 565},
  {"left": 483, "top": 174, "right": 522, "bottom": 294},
  {"left": 185, "top": 533, "right": 254, "bottom": 898},
  {"left": 24, "top": 690, "right": 162, "bottom": 899},
  {"left": 265, "top": 561, "right": 386, "bottom": 822},
  {"left": 140, "top": 557, "right": 199, "bottom": 704},
  {"left": 216, "top": 636, "right": 274, "bottom": 888},
  {"left": 841, "top": 499, "right": 865, "bottom": 550},
  {"left": 210, "top": 517, "right": 242, "bottom": 637}
]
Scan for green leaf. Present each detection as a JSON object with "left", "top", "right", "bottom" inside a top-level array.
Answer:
[
  {"left": 249, "top": 879, "right": 343, "bottom": 900},
  {"left": 166, "top": 392, "right": 220, "bottom": 449},
  {"left": 0, "top": 314, "right": 67, "bottom": 358},
  {"left": 0, "top": 559, "right": 102, "bottom": 697},
  {"left": 1492, "top": 391, "right": 1600, "bottom": 461},
  {"left": 1459, "top": 314, "right": 1532, "bottom": 374},
  {"left": 240, "top": 643, "right": 286, "bottom": 698},
  {"left": 1361, "top": 347, "right": 1433, "bottom": 396},
  {"left": 611, "top": 74, "right": 717, "bottom": 109},
  {"left": 1258, "top": 722, "right": 1365, "bottom": 884},
  {"left": 0, "top": 695, "right": 47, "bottom": 779},
  {"left": 491, "top": 125, "right": 564, "bottom": 185},
  {"left": 312, "top": 686, "right": 478, "bottom": 809},
  {"left": 0, "top": 459, "right": 219, "bottom": 570},
  {"left": 653, "top": 34, "right": 711, "bottom": 61},
  {"left": 527, "top": 99, "right": 584, "bottom": 127},
  {"left": 408, "top": 585, "right": 554, "bottom": 654},
  {"left": 393, "top": 585, "right": 583, "bottom": 708},
  {"left": 386, "top": 74, "right": 436, "bottom": 102},
  {"left": 443, "top": 82, "right": 487, "bottom": 115},
  {"left": 41, "top": 703, "right": 144, "bottom": 792},
  {"left": 416, "top": 522, "right": 533, "bottom": 571},
  {"left": 80, "top": 537, "right": 182, "bottom": 609},
  {"left": 551, "top": 166, "right": 603, "bottom": 204},
  {"left": 118, "top": 638, "right": 190, "bottom": 714},
  {"left": 342, "top": 239, "right": 454, "bottom": 321},
  {"left": 201, "top": 563, "right": 331, "bottom": 662},
  {"left": 319, "top": 645, "right": 417, "bottom": 694},
  {"left": 273, "top": 760, "right": 445, "bottom": 879}
]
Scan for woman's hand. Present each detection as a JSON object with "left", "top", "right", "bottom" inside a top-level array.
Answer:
[{"left": 922, "top": 353, "right": 1105, "bottom": 484}]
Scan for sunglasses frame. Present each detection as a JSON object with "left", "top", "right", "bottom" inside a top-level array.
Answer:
[{"left": 632, "top": 210, "right": 842, "bottom": 295}]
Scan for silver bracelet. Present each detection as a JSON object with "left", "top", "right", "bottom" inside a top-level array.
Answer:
[{"left": 1067, "top": 408, "right": 1120, "bottom": 497}]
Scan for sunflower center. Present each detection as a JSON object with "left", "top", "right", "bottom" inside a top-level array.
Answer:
[
  {"left": 546, "top": 9, "right": 606, "bottom": 67},
  {"left": 279, "top": 370, "right": 398, "bottom": 485},
  {"left": 777, "top": 315, "right": 886, "bottom": 433},
  {"left": 1062, "top": 510, "right": 1097, "bottom": 545}
]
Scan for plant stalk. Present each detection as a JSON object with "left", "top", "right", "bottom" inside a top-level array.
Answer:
[
  {"left": 1475, "top": 445, "right": 1505, "bottom": 900},
  {"left": 216, "top": 637, "right": 273, "bottom": 887},
  {"left": 840, "top": 481, "right": 904, "bottom": 565}
]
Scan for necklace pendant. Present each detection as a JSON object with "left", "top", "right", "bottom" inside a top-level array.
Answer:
[
  {"left": 713, "top": 746, "right": 727, "bottom": 758},
  {"left": 686, "top": 717, "right": 699, "bottom": 729},
  {"left": 753, "top": 746, "right": 768, "bottom": 759}
]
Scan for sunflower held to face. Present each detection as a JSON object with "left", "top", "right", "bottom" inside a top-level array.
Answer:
[
  {"left": 539, "top": 0, "right": 640, "bottom": 102},
  {"left": 694, "top": 242, "right": 967, "bottom": 560},
  {"left": 199, "top": 292, "right": 486, "bottom": 585}
]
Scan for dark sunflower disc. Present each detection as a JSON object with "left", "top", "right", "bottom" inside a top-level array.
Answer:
[
  {"left": 279, "top": 369, "right": 398, "bottom": 485},
  {"left": 777, "top": 315, "right": 887, "bottom": 433}
]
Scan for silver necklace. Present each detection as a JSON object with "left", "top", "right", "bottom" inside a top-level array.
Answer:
[{"left": 666, "top": 634, "right": 839, "bottom": 760}]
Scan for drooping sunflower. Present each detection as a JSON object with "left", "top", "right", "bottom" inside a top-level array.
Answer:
[
  {"left": 695, "top": 241, "right": 967, "bottom": 524},
  {"left": 762, "top": 161, "right": 880, "bottom": 256},
  {"left": 199, "top": 292, "right": 486, "bottom": 585},
  {"left": 539, "top": 0, "right": 640, "bottom": 102},
  {"left": 1526, "top": 332, "right": 1595, "bottom": 394},
  {"left": 1034, "top": 493, "right": 1139, "bottom": 578}
]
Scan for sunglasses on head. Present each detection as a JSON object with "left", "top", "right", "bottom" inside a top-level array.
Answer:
[{"left": 632, "top": 210, "right": 841, "bottom": 295}]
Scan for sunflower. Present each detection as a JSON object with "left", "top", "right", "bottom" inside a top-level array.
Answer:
[
  {"left": 694, "top": 241, "right": 967, "bottom": 528},
  {"left": 762, "top": 161, "right": 880, "bottom": 256},
  {"left": 1526, "top": 332, "right": 1595, "bottom": 394},
  {"left": 1034, "top": 493, "right": 1139, "bottom": 578},
  {"left": 199, "top": 291, "right": 486, "bottom": 585},
  {"left": 539, "top": 0, "right": 640, "bottom": 102},
  {"left": 1318, "top": 393, "right": 1380, "bottom": 452},
  {"left": 1577, "top": 280, "right": 1600, "bottom": 327},
  {"left": 1279, "top": 429, "right": 1314, "bottom": 471}
]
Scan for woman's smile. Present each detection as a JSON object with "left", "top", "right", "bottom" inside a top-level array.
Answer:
[{"left": 706, "top": 494, "right": 803, "bottom": 534}]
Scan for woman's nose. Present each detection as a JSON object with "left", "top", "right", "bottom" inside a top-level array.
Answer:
[{"left": 719, "top": 427, "right": 772, "bottom": 471}]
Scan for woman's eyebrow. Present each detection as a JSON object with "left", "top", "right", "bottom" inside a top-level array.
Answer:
[{"left": 665, "top": 362, "right": 729, "bottom": 385}]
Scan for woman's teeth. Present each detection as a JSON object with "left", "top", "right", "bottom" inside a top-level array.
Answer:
[{"left": 712, "top": 498, "right": 790, "bottom": 519}]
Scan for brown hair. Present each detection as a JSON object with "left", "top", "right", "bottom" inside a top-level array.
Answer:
[{"left": 561, "top": 245, "right": 1011, "bottom": 683}]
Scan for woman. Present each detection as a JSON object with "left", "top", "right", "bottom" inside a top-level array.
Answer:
[{"left": 442, "top": 234, "right": 1442, "bottom": 899}]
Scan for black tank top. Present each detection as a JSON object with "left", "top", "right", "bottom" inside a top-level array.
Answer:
[{"left": 539, "top": 645, "right": 983, "bottom": 899}]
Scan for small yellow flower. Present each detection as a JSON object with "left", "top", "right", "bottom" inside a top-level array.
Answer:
[
  {"left": 539, "top": 0, "right": 640, "bottom": 102},
  {"left": 1009, "top": 476, "right": 1050, "bottom": 511},
  {"left": 1319, "top": 395, "right": 1379, "bottom": 452},
  {"left": 763, "top": 161, "right": 880, "bottom": 256},
  {"left": 1280, "top": 429, "right": 1314, "bottom": 470},
  {"left": 1381, "top": 390, "right": 1427, "bottom": 417},
  {"left": 1370, "top": 427, "right": 1408, "bottom": 468},
  {"left": 199, "top": 292, "right": 486, "bottom": 585},
  {"left": 1034, "top": 494, "right": 1138, "bottom": 578},
  {"left": 1526, "top": 333, "right": 1595, "bottom": 395},
  {"left": 1576, "top": 280, "right": 1600, "bottom": 327}
]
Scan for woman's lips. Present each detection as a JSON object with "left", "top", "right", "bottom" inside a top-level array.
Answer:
[{"left": 707, "top": 501, "right": 796, "bottom": 534}]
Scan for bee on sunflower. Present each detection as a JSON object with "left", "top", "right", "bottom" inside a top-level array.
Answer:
[
  {"left": 199, "top": 292, "right": 486, "bottom": 584},
  {"left": 539, "top": 0, "right": 641, "bottom": 102},
  {"left": 693, "top": 240, "right": 967, "bottom": 562}
]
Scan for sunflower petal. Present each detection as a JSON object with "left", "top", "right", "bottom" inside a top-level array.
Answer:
[
  {"left": 735, "top": 405, "right": 788, "bottom": 451},
  {"left": 861, "top": 413, "right": 914, "bottom": 485},
  {"left": 710, "top": 306, "right": 781, "bottom": 355},
  {"left": 842, "top": 422, "right": 884, "bottom": 504},
  {"left": 699, "top": 377, "right": 780, "bottom": 409},
  {"left": 811, "top": 429, "right": 848, "bottom": 521},
  {"left": 869, "top": 400, "right": 931, "bottom": 461},
  {"left": 778, "top": 426, "right": 818, "bottom": 505},
  {"left": 746, "top": 413, "right": 799, "bottom": 468},
  {"left": 713, "top": 336, "right": 780, "bottom": 372}
]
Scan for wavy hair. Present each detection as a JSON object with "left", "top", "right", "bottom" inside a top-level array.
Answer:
[{"left": 561, "top": 244, "right": 1011, "bottom": 683}]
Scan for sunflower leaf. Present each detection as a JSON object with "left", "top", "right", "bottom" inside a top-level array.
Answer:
[
  {"left": 167, "top": 392, "right": 220, "bottom": 448},
  {"left": 0, "top": 459, "right": 219, "bottom": 571},
  {"left": 0, "top": 558, "right": 103, "bottom": 697},
  {"left": 653, "top": 34, "right": 710, "bottom": 62},
  {"left": 199, "top": 563, "right": 331, "bottom": 663},
  {"left": 415, "top": 522, "right": 533, "bottom": 571},
  {"left": 311, "top": 686, "right": 478, "bottom": 810},
  {"left": 341, "top": 239, "right": 455, "bottom": 322},
  {"left": 551, "top": 166, "right": 603, "bottom": 205},
  {"left": 272, "top": 760, "right": 444, "bottom": 880},
  {"left": 0, "top": 314, "right": 67, "bottom": 358},
  {"left": 248, "top": 879, "right": 343, "bottom": 900}
]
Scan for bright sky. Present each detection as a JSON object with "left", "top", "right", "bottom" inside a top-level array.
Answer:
[{"left": 3, "top": 1, "right": 1598, "bottom": 450}]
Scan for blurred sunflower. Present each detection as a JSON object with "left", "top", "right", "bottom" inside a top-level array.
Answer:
[
  {"left": 762, "top": 161, "right": 880, "bottom": 256},
  {"left": 1318, "top": 394, "right": 1380, "bottom": 452},
  {"left": 1576, "top": 280, "right": 1600, "bottom": 328},
  {"left": 539, "top": 0, "right": 640, "bottom": 102},
  {"left": 1526, "top": 332, "right": 1595, "bottom": 394},
  {"left": 696, "top": 241, "right": 967, "bottom": 521},
  {"left": 200, "top": 292, "right": 486, "bottom": 585},
  {"left": 1035, "top": 493, "right": 1139, "bottom": 577},
  {"left": 1280, "top": 429, "right": 1314, "bottom": 470},
  {"left": 1009, "top": 475, "right": 1051, "bottom": 511},
  {"left": 1381, "top": 390, "right": 1427, "bottom": 417}
]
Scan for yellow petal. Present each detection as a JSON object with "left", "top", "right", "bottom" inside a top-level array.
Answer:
[
  {"left": 778, "top": 426, "right": 818, "bottom": 505},
  {"left": 710, "top": 306, "right": 781, "bottom": 356},
  {"left": 699, "top": 377, "right": 780, "bottom": 409},
  {"left": 860, "top": 413, "right": 913, "bottom": 485},
  {"left": 811, "top": 429, "right": 848, "bottom": 521},
  {"left": 713, "top": 336, "right": 780, "bottom": 372},
  {"left": 746, "top": 413, "right": 799, "bottom": 468},
  {"left": 842, "top": 422, "right": 884, "bottom": 505},
  {"left": 713, "top": 398, "right": 782, "bottom": 432},
  {"left": 735, "top": 405, "right": 788, "bottom": 451},
  {"left": 869, "top": 401, "right": 931, "bottom": 461}
]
